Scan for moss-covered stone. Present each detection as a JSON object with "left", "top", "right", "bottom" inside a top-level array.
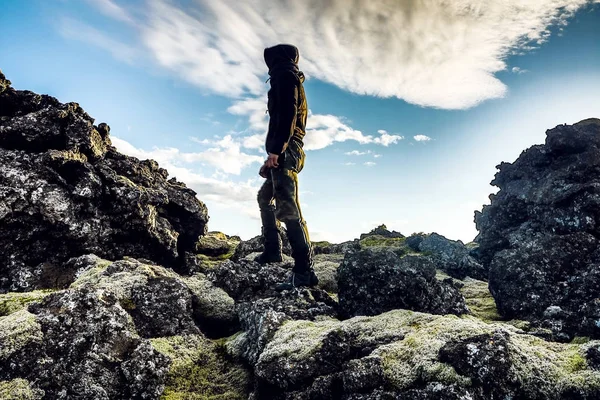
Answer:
[
  {"left": 0, "top": 309, "right": 43, "bottom": 360},
  {"left": 256, "top": 309, "right": 600, "bottom": 398},
  {"left": 0, "top": 290, "right": 55, "bottom": 316},
  {"left": 150, "top": 335, "right": 250, "bottom": 400},
  {"left": 195, "top": 232, "right": 240, "bottom": 264},
  {"left": 0, "top": 379, "right": 44, "bottom": 400}
]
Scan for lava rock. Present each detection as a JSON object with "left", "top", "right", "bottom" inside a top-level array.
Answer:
[
  {"left": 0, "top": 76, "right": 208, "bottom": 291},
  {"left": 0, "top": 288, "right": 170, "bottom": 399},
  {"left": 359, "top": 224, "right": 405, "bottom": 240},
  {"left": 475, "top": 119, "right": 600, "bottom": 339},
  {"left": 252, "top": 309, "right": 600, "bottom": 399},
  {"left": 406, "top": 232, "right": 487, "bottom": 280},
  {"left": 338, "top": 247, "right": 468, "bottom": 318}
]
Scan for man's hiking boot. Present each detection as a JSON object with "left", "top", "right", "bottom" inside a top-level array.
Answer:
[
  {"left": 254, "top": 210, "right": 283, "bottom": 264},
  {"left": 275, "top": 270, "right": 319, "bottom": 291}
]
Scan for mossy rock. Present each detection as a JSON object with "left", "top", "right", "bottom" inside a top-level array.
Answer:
[
  {"left": 150, "top": 335, "right": 250, "bottom": 400},
  {"left": 0, "top": 290, "right": 55, "bottom": 316},
  {"left": 196, "top": 232, "right": 240, "bottom": 259},
  {"left": 0, "top": 379, "right": 44, "bottom": 400}
]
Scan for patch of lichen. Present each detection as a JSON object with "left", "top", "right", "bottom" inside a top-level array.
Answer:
[
  {"left": 69, "top": 259, "right": 112, "bottom": 288},
  {"left": 359, "top": 235, "right": 407, "bottom": 248},
  {"left": 459, "top": 278, "right": 502, "bottom": 322},
  {"left": 0, "top": 309, "right": 43, "bottom": 360},
  {"left": 508, "top": 334, "right": 600, "bottom": 396},
  {"left": 150, "top": 335, "right": 250, "bottom": 400},
  {"left": 0, "top": 379, "right": 44, "bottom": 400},
  {"left": 0, "top": 290, "right": 55, "bottom": 316}
]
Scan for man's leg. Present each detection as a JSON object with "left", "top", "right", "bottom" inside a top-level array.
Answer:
[
  {"left": 271, "top": 166, "right": 317, "bottom": 289},
  {"left": 255, "top": 176, "right": 283, "bottom": 263}
]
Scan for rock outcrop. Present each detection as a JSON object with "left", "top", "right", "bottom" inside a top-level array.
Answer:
[
  {"left": 338, "top": 247, "right": 469, "bottom": 318},
  {"left": 0, "top": 72, "right": 208, "bottom": 291},
  {"left": 476, "top": 119, "right": 600, "bottom": 341},
  {"left": 406, "top": 232, "right": 487, "bottom": 280}
]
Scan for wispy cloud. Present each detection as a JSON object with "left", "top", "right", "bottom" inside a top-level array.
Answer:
[
  {"left": 57, "top": 17, "right": 139, "bottom": 64},
  {"left": 86, "top": 0, "right": 134, "bottom": 24},
  {"left": 345, "top": 150, "right": 371, "bottom": 156},
  {"left": 134, "top": 0, "right": 593, "bottom": 109},
  {"left": 364, "top": 161, "right": 376, "bottom": 167},
  {"left": 511, "top": 67, "right": 529, "bottom": 74},
  {"left": 343, "top": 162, "right": 356, "bottom": 166},
  {"left": 111, "top": 135, "right": 263, "bottom": 175},
  {"left": 414, "top": 135, "right": 432, "bottom": 142}
]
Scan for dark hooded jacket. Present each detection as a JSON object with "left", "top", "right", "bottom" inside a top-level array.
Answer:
[{"left": 264, "top": 44, "right": 308, "bottom": 156}]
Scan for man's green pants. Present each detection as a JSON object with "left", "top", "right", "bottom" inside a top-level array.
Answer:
[{"left": 257, "top": 140, "right": 313, "bottom": 273}]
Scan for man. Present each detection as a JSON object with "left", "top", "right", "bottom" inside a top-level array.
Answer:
[{"left": 255, "top": 44, "right": 318, "bottom": 291}]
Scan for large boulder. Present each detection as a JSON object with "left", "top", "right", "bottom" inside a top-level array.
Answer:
[
  {"left": 70, "top": 255, "right": 238, "bottom": 338},
  {"left": 338, "top": 247, "right": 468, "bottom": 318},
  {"left": 0, "top": 288, "right": 170, "bottom": 399},
  {"left": 253, "top": 309, "right": 600, "bottom": 399},
  {"left": 0, "top": 73, "right": 208, "bottom": 292},
  {"left": 475, "top": 119, "right": 600, "bottom": 340}
]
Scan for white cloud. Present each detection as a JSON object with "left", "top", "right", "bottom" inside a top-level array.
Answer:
[
  {"left": 111, "top": 135, "right": 263, "bottom": 175},
  {"left": 87, "top": 0, "right": 134, "bottom": 24},
  {"left": 374, "top": 154, "right": 382, "bottom": 158},
  {"left": 364, "top": 162, "right": 376, "bottom": 167},
  {"left": 304, "top": 114, "right": 374, "bottom": 150},
  {"left": 343, "top": 162, "right": 356, "bottom": 166},
  {"left": 511, "top": 67, "right": 529, "bottom": 74},
  {"left": 373, "top": 130, "right": 404, "bottom": 146},
  {"left": 414, "top": 135, "right": 432, "bottom": 142},
  {"left": 345, "top": 150, "right": 371, "bottom": 156},
  {"left": 135, "top": 0, "right": 592, "bottom": 109}
]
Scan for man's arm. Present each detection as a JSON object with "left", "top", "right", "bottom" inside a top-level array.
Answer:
[{"left": 267, "top": 72, "right": 298, "bottom": 156}]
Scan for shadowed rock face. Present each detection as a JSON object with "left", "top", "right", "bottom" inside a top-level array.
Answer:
[
  {"left": 0, "top": 73, "right": 208, "bottom": 292},
  {"left": 476, "top": 119, "right": 600, "bottom": 340}
]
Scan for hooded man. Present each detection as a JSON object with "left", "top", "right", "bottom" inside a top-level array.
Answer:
[{"left": 255, "top": 44, "right": 318, "bottom": 291}]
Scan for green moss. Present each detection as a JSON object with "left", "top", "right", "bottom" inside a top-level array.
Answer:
[
  {"left": 119, "top": 298, "right": 136, "bottom": 310},
  {"left": 0, "top": 379, "right": 44, "bottom": 400},
  {"left": 360, "top": 235, "right": 407, "bottom": 248},
  {"left": 150, "top": 335, "right": 249, "bottom": 400},
  {"left": 312, "top": 241, "right": 332, "bottom": 248},
  {"left": 69, "top": 259, "right": 112, "bottom": 288},
  {"left": 571, "top": 336, "right": 591, "bottom": 344},
  {"left": 0, "top": 310, "right": 43, "bottom": 360},
  {"left": 0, "top": 290, "right": 55, "bottom": 316},
  {"left": 457, "top": 278, "right": 501, "bottom": 322}
]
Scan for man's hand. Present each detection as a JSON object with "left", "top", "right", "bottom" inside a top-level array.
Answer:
[{"left": 265, "top": 153, "right": 279, "bottom": 169}]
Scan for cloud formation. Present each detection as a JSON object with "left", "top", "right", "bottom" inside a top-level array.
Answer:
[
  {"left": 414, "top": 135, "right": 432, "bottom": 142},
  {"left": 134, "top": 0, "right": 594, "bottom": 109}
]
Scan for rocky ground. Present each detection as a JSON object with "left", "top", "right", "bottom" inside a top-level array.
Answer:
[{"left": 2, "top": 69, "right": 600, "bottom": 399}]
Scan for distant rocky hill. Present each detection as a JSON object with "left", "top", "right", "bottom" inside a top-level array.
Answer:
[{"left": 2, "top": 69, "right": 600, "bottom": 399}]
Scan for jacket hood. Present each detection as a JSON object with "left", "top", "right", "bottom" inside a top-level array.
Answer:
[{"left": 264, "top": 44, "right": 300, "bottom": 70}]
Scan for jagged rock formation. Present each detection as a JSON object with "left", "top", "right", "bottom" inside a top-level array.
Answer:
[
  {"left": 0, "top": 72, "right": 208, "bottom": 291},
  {"left": 476, "top": 119, "right": 600, "bottom": 341},
  {"left": 406, "top": 232, "right": 487, "bottom": 280},
  {"left": 338, "top": 247, "right": 469, "bottom": 318}
]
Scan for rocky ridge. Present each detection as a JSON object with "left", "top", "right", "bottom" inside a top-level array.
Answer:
[{"left": 2, "top": 70, "right": 600, "bottom": 399}]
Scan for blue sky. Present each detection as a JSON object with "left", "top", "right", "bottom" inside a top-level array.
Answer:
[{"left": 1, "top": 0, "right": 599, "bottom": 243}]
